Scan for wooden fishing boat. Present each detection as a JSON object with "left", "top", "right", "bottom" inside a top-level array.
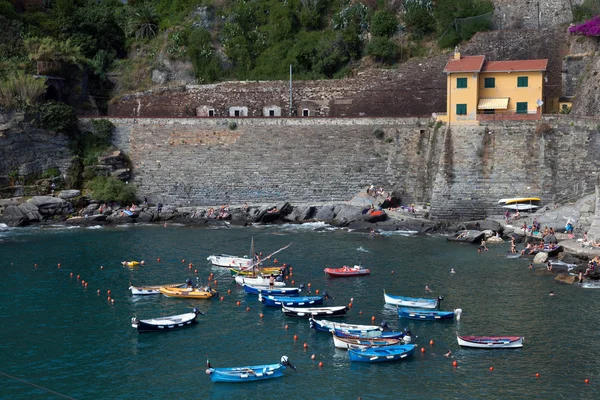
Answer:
[
  {"left": 332, "top": 332, "right": 401, "bottom": 350},
  {"left": 348, "top": 344, "right": 416, "bottom": 363},
  {"left": 129, "top": 283, "right": 186, "bottom": 295},
  {"left": 259, "top": 294, "right": 324, "bottom": 307},
  {"left": 397, "top": 308, "right": 460, "bottom": 321},
  {"left": 282, "top": 305, "right": 348, "bottom": 318},
  {"left": 243, "top": 284, "right": 301, "bottom": 296},
  {"left": 309, "top": 317, "right": 384, "bottom": 333},
  {"left": 207, "top": 254, "right": 253, "bottom": 268},
  {"left": 384, "top": 290, "right": 440, "bottom": 309},
  {"left": 230, "top": 267, "right": 282, "bottom": 276},
  {"left": 457, "top": 334, "right": 524, "bottom": 349},
  {"left": 235, "top": 275, "right": 286, "bottom": 287},
  {"left": 159, "top": 286, "right": 218, "bottom": 299},
  {"left": 324, "top": 265, "right": 370, "bottom": 277},
  {"left": 131, "top": 308, "right": 202, "bottom": 333},
  {"left": 206, "top": 356, "right": 295, "bottom": 383},
  {"left": 332, "top": 328, "right": 410, "bottom": 341}
]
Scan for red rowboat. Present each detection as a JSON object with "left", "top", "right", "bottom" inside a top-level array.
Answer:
[{"left": 324, "top": 265, "right": 370, "bottom": 277}]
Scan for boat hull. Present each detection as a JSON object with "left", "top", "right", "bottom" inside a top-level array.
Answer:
[
  {"left": 348, "top": 344, "right": 416, "bottom": 363},
  {"left": 129, "top": 283, "right": 186, "bottom": 295},
  {"left": 243, "top": 284, "right": 300, "bottom": 296},
  {"left": 159, "top": 287, "right": 218, "bottom": 299},
  {"left": 398, "top": 308, "right": 454, "bottom": 320},
  {"left": 282, "top": 305, "right": 348, "bottom": 318},
  {"left": 259, "top": 294, "right": 323, "bottom": 307},
  {"left": 457, "top": 335, "right": 524, "bottom": 349},
  {"left": 208, "top": 363, "right": 286, "bottom": 383},
  {"left": 324, "top": 266, "right": 370, "bottom": 277},
  {"left": 309, "top": 317, "right": 380, "bottom": 332},
  {"left": 207, "top": 254, "right": 252, "bottom": 268},
  {"left": 333, "top": 329, "right": 407, "bottom": 340},
  {"left": 131, "top": 311, "right": 199, "bottom": 333},
  {"left": 384, "top": 292, "right": 438, "bottom": 309},
  {"left": 235, "top": 276, "right": 286, "bottom": 287},
  {"left": 332, "top": 333, "right": 401, "bottom": 350}
]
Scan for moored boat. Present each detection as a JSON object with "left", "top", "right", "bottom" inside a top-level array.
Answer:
[
  {"left": 457, "top": 334, "right": 524, "bottom": 349},
  {"left": 159, "top": 285, "right": 218, "bottom": 299},
  {"left": 348, "top": 344, "right": 416, "bottom": 363},
  {"left": 384, "top": 290, "right": 441, "bottom": 309},
  {"left": 397, "top": 308, "right": 460, "bottom": 321},
  {"left": 230, "top": 266, "right": 283, "bottom": 276},
  {"left": 332, "top": 332, "right": 401, "bottom": 350},
  {"left": 324, "top": 265, "right": 370, "bottom": 277},
  {"left": 206, "top": 356, "right": 295, "bottom": 383},
  {"left": 309, "top": 317, "right": 384, "bottom": 333},
  {"left": 235, "top": 275, "right": 286, "bottom": 287},
  {"left": 207, "top": 254, "right": 253, "bottom": 268},
  {"left": 131, "top": 308, "right": 202, "bottom": 333},
  {"left": 129, "top": 282, "right": 186, "bottom": 295},
  {"left": 243, "top": 284, "right": 301, "bottom": 296},
  {"left": 259, "top": 294, "right": 324, "bottom": 307},
  {"left": 333, "top": 328, "right": 410, "bottom": 341},
  {"left": 283, "top": 305, "right": 349, "bottom": 318}
]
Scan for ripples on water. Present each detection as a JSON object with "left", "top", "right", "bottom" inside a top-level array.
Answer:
[{"left": 0, "top": 224, "right": 599, "bottom": 399}]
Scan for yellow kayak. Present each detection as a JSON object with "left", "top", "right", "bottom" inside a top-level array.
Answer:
[
  {"left": 159, "top": 286, "right": 218, "bottom": 299},
  {"left": 122, "top": 261, "right": 141, "bottom": 267}
]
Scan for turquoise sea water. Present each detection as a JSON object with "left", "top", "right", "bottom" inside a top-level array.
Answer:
[{"left": 0, "top": 222, "right": 599, "bottom": 399}]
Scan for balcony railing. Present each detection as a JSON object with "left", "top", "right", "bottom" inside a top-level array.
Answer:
[{"left": 476, "top": 108, "right": 541, "bottom": 121}]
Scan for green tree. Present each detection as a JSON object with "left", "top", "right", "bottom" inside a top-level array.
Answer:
[
  {"left": 187, "top": 28, "right": 222, "bottom": 83},
  {"left": 366, "top": 36, "right": 397, "bottom": 64},
  {"left": 0, "top": 71, "right": 47, "bottom": 110},
  {"left": 370, "top": 10, "right": 398, "bottom": 37},
  {"left": 87, "top": 176, "right": 137, "bottom": 204},
  {"left": 403, "top": 1, "right": 435, "bottom": 37},
  {"left": 37, "top": 101, "right": 78, "bottom": 134},
  {"left": 127, "top": 2, "right": 159, "bottom": 39},
  {"left": 434, "top": 0, "right": 493, "bottom": 48}
]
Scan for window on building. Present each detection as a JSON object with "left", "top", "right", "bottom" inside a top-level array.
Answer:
[
  {"left": 456, "top": 104, "right": 467, "bottom": 115},
  {"left": 516, "top": 102, "right": 528, "bottom": 114},
  {"left": 269, "top": 110, "right": 275, "bottom": 116},
  {"left": 484, "top": 77, "right": 495, "bottom": 88},
  {"left": 208, "top": 109, "right": 215, "bottom": 117},
  {"left": 484, "top": 109, "right": 495, "bottom": 114},
  {"left": 302, "top": 109, "right": 310, "bottom": 116},
  {"left": 517, "top": 76, "right": 528, "bottom": 87},
  {"left": 234, "top": 110, "right": 240, "bottom": 117},
  {"left": 457, "top": 78, "right": 467, "bottom": 89}
]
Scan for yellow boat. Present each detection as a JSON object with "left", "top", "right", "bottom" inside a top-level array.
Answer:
[
  {"left": 159, "top": 286, "right": 218, "bottom": 299},
  {"left": 229, "top": 267, "right": 282, "bottom": 276},
  {"left": 498, "top": 197, "right": 541, "bottom": 205}
]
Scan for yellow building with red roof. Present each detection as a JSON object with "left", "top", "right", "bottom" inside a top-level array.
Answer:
[{"left": 440, "top": 51, "right": 548, "bottom": 124}]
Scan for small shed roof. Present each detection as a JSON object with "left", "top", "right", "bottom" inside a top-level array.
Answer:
[{"left": 444, "top": 55, "right": 486, "bottom": 73}]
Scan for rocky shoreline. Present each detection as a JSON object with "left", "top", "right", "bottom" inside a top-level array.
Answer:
[{"left": 2, "top": 191, "right": 600, "bottom": 282}]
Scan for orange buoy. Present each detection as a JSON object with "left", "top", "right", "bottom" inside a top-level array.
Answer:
[
  {"left": 189, "top": 265, "right": 192, "bottom": 269},
  {"left": 359, "top": 311, "right": 362, "bottom": 315},
  {"left": 226, "top": 289, "right": 230, "bottom": 294},
  {"left": 289, "top": 267, "right": 293, "bottom": 271},
  {"left": 260, "top": 313, "right": 264, "bottom": 319},
  {"left": 452, "top": 361, "right": 458, "bottom": 367},
  {"left": 77, "top": 275, "right": 80, "bottom": 280},
  {"left": 70, "top": 272, "right": 73, "bottom": 277},
  {"left": 284, "top": 325, "right": 289, "bottom": 330},
  {"left": 188, "top": 263, "right": 193, "bottom": 267},
  {"left": 182, "top": 259, "right": 185, "bottom": 263},
  {"left": 194, "top": 269, "right": 198, "bottom": 273},
  {"left": 391, "top": 271, "right": 394, "bottom": 274},
  {"left": 536, "top": 373, "right": 540, "bottom": 378},
  {"left": 303, "top": 343, "right": 308, "bottom": 349},
  {"left": 311, "top": 354, "right": 316, "bottom": 360},
  {"left": 585, "top": 379, "right": 590, "bottom": 384},
  {"left": 213, "top": 280, "right": 218, "bottom": 285},
  {"left": 34, "top": 264, "right": 38, "bottom": 267},
  {"left": 85, "top": 282, "right": 88, "bottom": 287},
  {"left": 316, "top": 289, "right": 319, "bottom": 295},
  {"left": 348, "top": 303, "right": 353, "bottom": 308},
  {"left": 371, "top": 316, "right": 375, "bottom": 322},
  {"left": 293, "top": 335, "right": 298, "bottom": 341},
  {"left": 97, "top": 290, "right": 100, "bottom": 295},
  {"left": 489, "top": 367, "right": 494, "bottom": 371},
  {"left": 289, "top": 272, "right": 293, "bottom": 277},
  {"left": 286, "top": 276, "right": 289, "bottom": 280},
  {"left": 291, "top": 280, "right": 294, "bottom": 285},
  {"left": 107, "top": 290, "right": 111, "bottom": 295},
  {"left": 430, "top": 340, "right": 434, "bottom": 346},
  {"left": 421, "top": 347, "right": 426, "bottom": 353},
  {"left": 157, "top": 258, "right": 161, "bottom": 262},
  {"left": 246, "top": 307, "right": 251, "bottom": 312},
  {"left": 318, "top": 361, "right": 323, "bottom": 368},
  {"left": 220, "top": 296, "right": 224, "bottom": 301},
  {"left": 107, "top": 296, "right": 111, "bottom": 301},
  {"left": 58, "top": 263, "right": 61, "bottom": 268},
  {"left": 308, "top": 283, "right": 311, "bottom": 287},
  {"left": 236, "top": 301, "right": 241, "bottom": 306}
]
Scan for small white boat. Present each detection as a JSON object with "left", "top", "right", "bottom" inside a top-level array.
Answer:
[
  {"left": 457, "top": 334, "right": 524, "bottom": 349},
  {"left": 497, "top": 197, "right": 541, "bottom": 204},
  {"left": 129, "top": 283, "right": 186, "bottom": 295},
  {"left": 207, "top": 254, "right": 252, "bottom": 268},
  {"left": 502, "top": 204, "right": 539, "bottom": 211},
  {"left": 235, "top": 275, "right": 286, "bottom": 287},
  {"left": 383, "top": 290, "right": 440, "bottom": 309},
  {"left": 332, "top": 332, "right": 401, "bottom": 350}
]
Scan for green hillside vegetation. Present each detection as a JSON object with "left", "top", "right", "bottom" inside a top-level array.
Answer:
[{"left": 1, "top": 0, "right": 496, "bottom": 111}]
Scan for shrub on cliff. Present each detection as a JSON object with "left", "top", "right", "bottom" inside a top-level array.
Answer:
[
  {"left": 0, "top": 71, "right": 46, "bottom": 111},
  {"left": 36, "top": 101, "right": 78, "bottom": 135},
  {"left": 572, "top": 0, "right": 600, "bottom": 23},
  {"left": 366, "top": 37, "right": 398, "bottom": 64},
  {"left": 87, "top": 176, "right": 136, "bottom": 204},
  {"left": 434, "top": 0, "right": 493, "bottom": 48}
]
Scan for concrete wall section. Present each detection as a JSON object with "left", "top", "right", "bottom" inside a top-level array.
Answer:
[{"left": 105, "top": 118, "right": 444, "bottom": 207}]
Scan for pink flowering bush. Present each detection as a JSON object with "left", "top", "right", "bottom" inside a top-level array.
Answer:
[{"left": 569, "top": 16, "right": 600, "bottom": 36}]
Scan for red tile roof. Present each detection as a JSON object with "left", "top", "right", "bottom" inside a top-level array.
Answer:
[
  {"left": 481, "top": 59, "right": 548, "bottom": 72},
  {"left": 444, "top": 55, "right": 485, "bottom": 73}
]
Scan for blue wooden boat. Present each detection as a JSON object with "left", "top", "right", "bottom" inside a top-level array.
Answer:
[
  {"left": 333, "top": 328, "right": 410, "bottom": 341},
  {"left": 397, "top": 308, "right": 459, "bottom": 321},
  {"left": 243, "top": 284, "right": 301, "bottom": 296},
  {"left": 348, "top": 344, "right": 416, "bottom": 363},
  {"left": 259, "top": 294, "right": 324, "bottom": 307},
  {"left": 206, "top": 356, "right": 295, "bottom": 383},
  {"left": 383, "top": 290, "right": 441, "bottom": 309}
]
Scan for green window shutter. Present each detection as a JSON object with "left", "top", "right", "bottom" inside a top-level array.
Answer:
[
  {"left": 517, "top": 76, "right": 528, "bottom": 87},
  {"left": 457, "top": 78, "right": 467, "bottom": 88},
  {"left": 456, "top": 104, "right": 467, "bottom": 115},
  {"left": 516, "top": 102, "right": 528, "bottom": 114},
  {"left": 484, "top": 77, "right": 495, "bottom": 88}
]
